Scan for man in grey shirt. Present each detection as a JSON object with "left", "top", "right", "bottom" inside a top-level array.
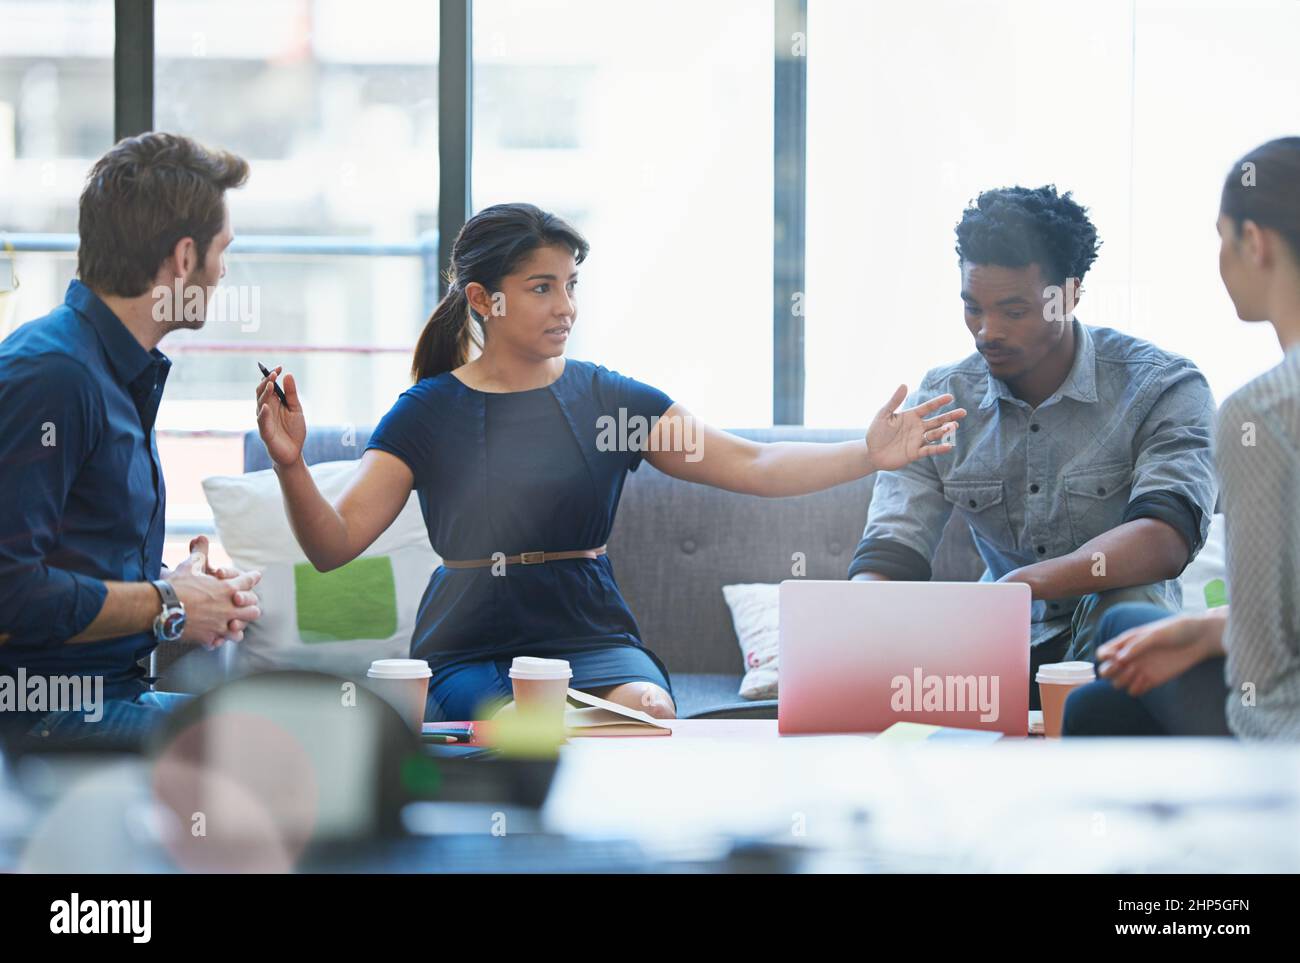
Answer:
[{"left": 849, "top": 186, "right": 1219, "bottom": 706}]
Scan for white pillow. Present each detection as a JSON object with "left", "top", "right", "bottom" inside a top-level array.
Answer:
[
  {"left": 202, "top": 460, "right": 439, "bottom": 678},
  {"left": 722, "top": 583, "right": 780, "bottom": 700},
  {"left": 1180, "top": 512, "right": 1228, "bottom": 612}
]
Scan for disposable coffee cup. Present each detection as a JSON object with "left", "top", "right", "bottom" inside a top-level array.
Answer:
[
  {"left": 508, "top": 657, "right": 572, "bottom": 721},
  {"left": 366, "top": 659, "right": 433, "bottom": 733},
  {"left": 1035, "top": 661, "right": 1097, "bottom": 738}
]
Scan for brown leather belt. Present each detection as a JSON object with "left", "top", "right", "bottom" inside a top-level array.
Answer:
[{"left": 442, "top": 545, "right": 607, "bottom": 569}]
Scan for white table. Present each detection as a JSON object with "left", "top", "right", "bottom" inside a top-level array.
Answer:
[{"left": 544, "top": 723, "right": 1300, "bottom": 872}]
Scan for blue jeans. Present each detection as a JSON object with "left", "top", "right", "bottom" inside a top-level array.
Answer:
[
  {"left": 425, "top": 644, "right": 673, "bottom": 722},
  {"left": 1061, "top": 603, "right": 1230, "bottom": 736},
  {"left": 7, "top": 690, "right": 194, "bottom": 750}
]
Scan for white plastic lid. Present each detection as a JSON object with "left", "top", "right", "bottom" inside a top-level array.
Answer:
[
  {"left": 367, "top": 658, "right": 432, "bottom": 680},
  {"left": 508, "top": 656, "right": 573, "bottom": 680},
  {"left": 1035, "top": 661, "right": 1096, "bottom": 684}
]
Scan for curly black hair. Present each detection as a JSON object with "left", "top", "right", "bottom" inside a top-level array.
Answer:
[{"left": 954, "top": 185, "right": 1101, "bottom": 285}]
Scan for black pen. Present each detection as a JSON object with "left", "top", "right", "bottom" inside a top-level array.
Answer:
[{"left": 257, "top": 361, "right": 288, "bottom": 406}]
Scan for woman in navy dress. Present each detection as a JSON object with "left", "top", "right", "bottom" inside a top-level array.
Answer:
[{"left": 255, "top": 204, "right": 966, "bottom": 721}]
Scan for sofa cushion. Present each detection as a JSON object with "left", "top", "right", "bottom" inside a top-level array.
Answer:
[
  {"left": 1181, "top": 513, "right": 1228, "bottom": 611},
  {"left": 670, "top": 672, "right": 746, "bottom": 718},
  {"left": 722, "top": 582, "right": 780, "bottom": 699},
  {"left": 202, "top": 459, "right": 439, "bottom": 678}
]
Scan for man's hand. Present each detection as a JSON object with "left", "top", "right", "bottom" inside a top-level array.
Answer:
[
  {"left": 865, "top": 385, "right": 966, "bottom": 472},
  {"left": 997, "top": 565, "right": 1045, "bottom": 597},
  {"left": 182, "top": 536, "right": 256, "bottom": 642},
  {"left": 164, "top": 545, "right": 262, "bottom": 650},
  {"left": 1096, "top": 612, "right": 1219, "bottom": 697}
]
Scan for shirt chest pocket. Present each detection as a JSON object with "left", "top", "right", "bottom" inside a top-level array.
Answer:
[
  {"left": 942, "top": 480, "right": 1014, "bottom": 549},
  {"left": 1063, "top": 462, "right": 1132, "bottom": 545}
]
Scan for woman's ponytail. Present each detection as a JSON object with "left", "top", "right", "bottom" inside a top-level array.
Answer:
[
  {"left": 411, "top": 284, "right": 480, "bottom": 383},
  {"left": 410, "top": 203, "right": 589, "bottom": 383}
]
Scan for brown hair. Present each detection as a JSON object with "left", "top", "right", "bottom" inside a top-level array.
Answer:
[
  {"left": 1221, "top": 137, "right": 1300, "bottom": 260},
  {"left": 77, "top": 132, "right": 250, "bottom": 297},
  {"left": 412, "top": 203, "right": 589, "bottom": 382}
]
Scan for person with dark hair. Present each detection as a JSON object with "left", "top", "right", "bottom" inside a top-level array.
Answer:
[
  {"left": 0, "top": 132, "right": 263, "bottom": 748},
  {"left": 255, "top": 202, "right": 966, "bottom": 721},
  {"left": 850, "top": 185, "right": 1219, "bottom": 709},
  {"left": 1065, "top": 138, "right": 1300, "bottom": 739}
]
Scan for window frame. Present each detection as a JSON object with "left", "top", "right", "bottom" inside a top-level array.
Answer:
[{"left": 107, "top": 0, "right": 806, "bottom": 421}]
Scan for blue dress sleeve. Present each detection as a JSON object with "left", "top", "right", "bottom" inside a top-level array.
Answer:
[
  {"left": 366, "top": 383, "right": 437, "bottom": 489},
  {"left": 595, "top": 365, "right": 675, "bottom": 472}
]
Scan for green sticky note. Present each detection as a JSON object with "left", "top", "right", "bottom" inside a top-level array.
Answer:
[
  {"left": 294, "top": 556, "right": 397, "bottom": 642},
  {"left": 1204, "top": 578, "right": 1228, "bottom": 609}
]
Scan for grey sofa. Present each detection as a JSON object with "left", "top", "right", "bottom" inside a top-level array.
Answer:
[{"left": 217, "top": 426, "right": 983, "bottom": 718}]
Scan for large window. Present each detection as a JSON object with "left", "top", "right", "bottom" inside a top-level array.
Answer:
[
  {"left": 154, "top": 0, "right": 440, "bottom": 431},
  {"left": 148, "top": 0, "right": 442, "bottom": 551},
  {"left": 473, "top": 0, "right": 774, "bottom": 426},
  {"left": 0, "top": 0, "right": 114, "bottom": 334},
  {"left": 5, "top": 0, "right": 1300, "bottom": 556},
  {"left": 805, "top": 0, "right": 1300, "bottom": 426}
]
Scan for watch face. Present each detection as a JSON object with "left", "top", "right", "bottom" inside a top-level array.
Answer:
[{"left": 160, "top": 611, "right": 186, "bottom": 641}]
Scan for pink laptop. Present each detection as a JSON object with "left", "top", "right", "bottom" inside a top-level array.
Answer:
[{"left": 778, "top": 580, "right": 1030, "bottom": 736}]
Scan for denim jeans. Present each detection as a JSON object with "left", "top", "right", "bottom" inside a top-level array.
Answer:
[
  {"left": 7, "top": 689, "right": 194, "bottom": 751},
  {"left": 1061, "top": 602, "right": 1230, "bottom": 736}
]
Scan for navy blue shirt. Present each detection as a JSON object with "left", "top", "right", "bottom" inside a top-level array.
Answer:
[
  {"left": 0, "top": 280, "right": 170, "bottom": 698},
  {"left": 365, "top": 360, "right": 674, "bottom": 672}
]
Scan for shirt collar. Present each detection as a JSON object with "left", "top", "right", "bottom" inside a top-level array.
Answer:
[
  {"left": 65, "top": 279, "right": 169, "bottom": 386},
  {"left": 978, "top": 317, "right": 1098, "bottom": 409}
]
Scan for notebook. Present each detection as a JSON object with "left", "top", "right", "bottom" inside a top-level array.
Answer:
[{"left": 564, "top": 688, "right": 672, "bottom": 737}]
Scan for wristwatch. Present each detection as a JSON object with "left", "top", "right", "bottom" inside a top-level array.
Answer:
[{"left": 151, "top": 579, "right": 186, "bottom": 642}]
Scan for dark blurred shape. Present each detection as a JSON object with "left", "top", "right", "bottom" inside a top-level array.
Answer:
[
  {"left": 147, "top": 670, "right": 561, "bottom": 871},
  {"left": 149, "top": 670, "right": 418, "bottom": 870}
]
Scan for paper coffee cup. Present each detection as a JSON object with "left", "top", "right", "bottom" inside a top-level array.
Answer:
[
  {"left": 508, "top": 657, "right": 572, "bottom": 719},
  {"left": 366, "top": 658, "right": 432, "bottom": 733},
  {"left": 1035, "top": 661, "right": 1097, "bottom": 738}
]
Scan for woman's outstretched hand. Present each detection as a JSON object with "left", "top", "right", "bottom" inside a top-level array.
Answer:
[
  {"left": 865, "top": 384, "right": 966, "bottom": 472},
  {"left": 255, "top": 365, "right": 307, "bottom": 468}
]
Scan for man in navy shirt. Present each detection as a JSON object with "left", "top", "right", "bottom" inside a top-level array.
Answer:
[{"left": 0, "top": 132, "right": 263, "bottom": 747}]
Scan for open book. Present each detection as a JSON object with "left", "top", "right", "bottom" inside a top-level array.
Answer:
[{"left": 565, "top": 688, "right": 672, "bottom": 737}]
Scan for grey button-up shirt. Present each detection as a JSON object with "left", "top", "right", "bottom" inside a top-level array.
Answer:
[{"left": 849, "top": 319, "right": 1219, "bottom": 646}]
